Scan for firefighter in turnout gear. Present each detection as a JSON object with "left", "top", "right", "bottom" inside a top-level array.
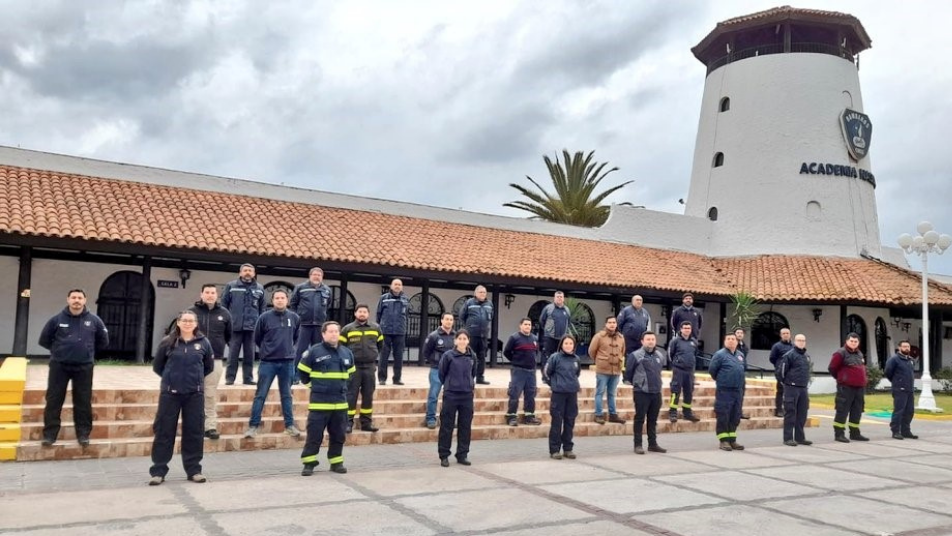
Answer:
[
  {"left": 340, "top": 304, "right": 383, "bottom": 434},
  {"left": 667, "top": 321, "right": 701, "bottom": 423},
  {"left": 709, "top": 333, "right": 746, "bottom": 451},
  {"left": 297, "top": 322, "right": 355, "bottom": 476}
]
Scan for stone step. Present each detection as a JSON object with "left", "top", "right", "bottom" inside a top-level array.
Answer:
[
  {"left": 16, "top": 416, "right": 792, "bottom": 461},
  {"left": 21, "top": 404, "right": 784, "bottom": 441},
  {"left": 20, "top": 395, "right": 778, "bottom": 423}
]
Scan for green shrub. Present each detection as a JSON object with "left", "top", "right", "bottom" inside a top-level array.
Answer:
[
  {"left": 935, "top": 367, "right": 952, "bottom": 395},
  {"left": 866, "top": 366, "right": 884, "bottom": 393}
]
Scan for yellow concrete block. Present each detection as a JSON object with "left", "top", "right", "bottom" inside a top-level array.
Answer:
[
  {"left": 0, "top": 405, "right": 20, "bottom": 423},
  {"left": 0, "top": 392, "right": 22, "bottom": 405},
  {"left": 0, "top": 443, "right": 16, "bottom": 461},
  {"left": 0, "top": 357, "right": 27, "bottom": 392},
  {"left": 0, "top": 424, "right": 19, "bottom": 442}
]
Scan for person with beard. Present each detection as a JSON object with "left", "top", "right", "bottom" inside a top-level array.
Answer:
[
  {"left": 624, "top": 331, "right": 668, "bottom": 455},
  {"left": 589, "top": 316, "right": 626, "bottom": 425},
  {"left": 828, "top": 333, "right": 869, "bottom": 443},
  {"left": 884, "top": 340, "right": 919, "bottom": 440},
  {"left": 341, "top": 304, "right": 383, "bottom": 433}
]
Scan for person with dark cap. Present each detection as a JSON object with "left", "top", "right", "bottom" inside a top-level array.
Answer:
[
  {"left": 503, "top": 318, "right": 542, "bottom": 426},
  {"left": 778, "top": 334, "right": 813, "bottom": 446},
  {"left": 670, "top": 292, "right": 702, "bottom": 339},
  {"left": 223, "top": 263, "right": 265, "bottom": 385},
  {"left": 289, "top": 267, "right": 331, "bottom": 384},
  {"left": 768, "top": 328, "right": 793, "bottom": 418},
  {"left": 828, "top": 332, "right": 869, "bottom": 443},
  {"left": 884, "top": 340, "right": 918, "bottom": 440},
  {"left": 667, "top": 321, "right": 701, "bottom": 423},
  {"left": 624, "top": 331, "right": 668, "bottom": 455},
  {"left": 709, "top": 333, "right": 746, "bottom": 451}
]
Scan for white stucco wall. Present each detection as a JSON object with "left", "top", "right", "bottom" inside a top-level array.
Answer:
[
  {"left": 685, "top": 53, "right": 881, "bottom": 259},
  {"left": 0, "top": 256, "right": 19, "bottom": 354}
]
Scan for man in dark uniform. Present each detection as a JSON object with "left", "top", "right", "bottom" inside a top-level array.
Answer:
[
  {"left": 298, "top": 322, "right": 354, "bottom": 476},
  {"left": 460, "top": 285, "right": 494, "bottom": 385},
  {"left": 768, "top": 328, "right": 793, "bottom": 418},
  {"left": 828, "top": 333, "right": 869, "bottom": 443},
  {"left": 422, "top": 313, "right": 455, "bottom": 429},
  {"left": 539, "top": 291, "right": 572, "bottom": 365},
  {"left": 884, "top": 340, "right": 918, "bottom": 440},
  {"left": 223, "top": 263, "right": 265, "bottom": 385},
  {"left": 340, "top": 304, "right": 383, "bottom": 433},
  {"left": 734, "top": 327, "right": 750, "bottom": 420},
  {"left": 624, "top": 331, "right": 668, "bottom": 455},
  {"left": 289, "top": 267, "right": 331, "bottom": 384},
  {"left": 778, "top": 334, "right": 813, "bottom": 446},
  {"left": 670, "top": 293, "right": 702, "bottom": 339},
  {"left": 617, "top": 295, "right": 651, "bottom": 357},
  {"left": 667, "top": 321, "right": 700, "bottom": 423},
  {"left": 189, "top": 284, "right": 232, "bottom": 440},
  {"left": 39, "top": 289, "right": 109, "bottom": 447},
  {"left": 709, "top": 333, "right": 746, "bottom": 451},
  {"left": 503, "top": 318, "right": 542, "bottom": 426},
  {"left": 376, "top": 278, "right": 409, "bottom": 385}
]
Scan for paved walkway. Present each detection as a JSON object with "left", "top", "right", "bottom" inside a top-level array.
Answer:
[{"left": 2, "top": 411, "right": 951, "bottom": 535}]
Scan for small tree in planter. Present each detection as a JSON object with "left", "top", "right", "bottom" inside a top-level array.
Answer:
[{"left": 729, "top": 292, "right": 759, "bottom": 334}]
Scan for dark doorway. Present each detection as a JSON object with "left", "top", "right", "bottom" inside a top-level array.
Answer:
[
  {"left": 875, "top": 317, "right": 888, "bottom": 369},
  {"left": 407, "top": 293, "right": 445, "bottom": 348},
  {"left": 846, "top": 314, "right": 869, "bottom": 362},
  {"left": 452, "top": 295, "right": 473, "bottom": 331},
  {"left": 328, "top": 285, "right": 357, "bottom": 324},
  {"left": 527, "top": 300, "right": 550, "bottom": 337},
  {"left": 97, "top": 271, "right": 155, "bottom": 360}
]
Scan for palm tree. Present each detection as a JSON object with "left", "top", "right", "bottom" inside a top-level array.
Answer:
[{"left": 504, "top": 150, "right": 633, "bottom": 227}]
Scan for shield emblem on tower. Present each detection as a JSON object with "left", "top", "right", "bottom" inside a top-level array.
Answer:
[{"left": 840, "top": 108, "right": 872, "bottom": 161}]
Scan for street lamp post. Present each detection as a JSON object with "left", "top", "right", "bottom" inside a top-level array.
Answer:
[{"left": 898, "top": 222, "right": 952, "bottom": 412}]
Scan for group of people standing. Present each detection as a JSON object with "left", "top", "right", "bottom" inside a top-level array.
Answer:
[{"left": 36, "top": 274, "right": 922, "bottom": 484}]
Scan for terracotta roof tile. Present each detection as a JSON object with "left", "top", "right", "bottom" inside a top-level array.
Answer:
[
  {"left": 1, "top": 164, "right": 950, "bottom": 306},
  {"left": 720, "top": 5, "right": 858, "bottom": 26}
]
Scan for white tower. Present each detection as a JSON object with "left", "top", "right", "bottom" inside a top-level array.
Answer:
[{"left": 684, "top": 6, "right": 880, "bottom": 258}]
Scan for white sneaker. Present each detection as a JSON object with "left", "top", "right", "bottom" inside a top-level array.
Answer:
[
  {"left": 285, "top": 425, "right": 302, "bottom": 438},
  {"left": 243, "top": 426, "right": 259, "bottom": 439}
]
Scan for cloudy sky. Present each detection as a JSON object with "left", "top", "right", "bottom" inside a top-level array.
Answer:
[{"left": 2, "top": 1, "right": 951, "bottom": 274}]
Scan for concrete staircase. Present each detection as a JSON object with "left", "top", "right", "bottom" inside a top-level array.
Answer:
[{"left": 15, "top": 376, "right": 797, "bottom": 461}]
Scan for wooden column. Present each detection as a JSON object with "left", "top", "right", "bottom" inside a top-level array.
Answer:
[
  {"left": 135, "top": 256, "right": 152, "bottom": 364},
  {"left": 12, "top": 247, "right": 32, "bottom": 356}
]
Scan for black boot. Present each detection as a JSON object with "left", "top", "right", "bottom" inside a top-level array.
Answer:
[
  {"left": 849, "top": 429, "right": 870, "bottom": 442},
  {"left": 346, "top": 421, "right": 353, "bottom": 434},
  {"left": 834, "top": 428, "right": 850, "bottom": 443}
]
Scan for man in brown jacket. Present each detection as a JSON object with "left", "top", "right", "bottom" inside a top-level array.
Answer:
[{"left": 589, "top": 316, "right": 626, "bottom": 425}]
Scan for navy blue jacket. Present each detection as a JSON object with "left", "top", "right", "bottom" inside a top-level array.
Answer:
[
  {"left": 668, "top": 336, "right": 699, "bottom": 371},
  {"left": 254, "top": 309, "right": 300, "bottom": 361},
  {"left": 460, "top": 297, "right": 493, "bottom": 338},
  {"left": 38, "top": 307, "right": 109, "bottom": 364},
  {"left": 616, "top": 306, "right": 651, "bottom": 342},
  {"left": 439, "top": 348, "right": 477, "bottom": 394},
  {"left": 289, "top": 281, "right": 331, "bottom": 326},
  {"left": 376, "top": 292, "right": 409, "bottom": 335},
  {"left": 779, "top": 347, "right": 812, "bottom": 387},
  {"left": 624, "top": 346, "right": 667, "bottom": 394},
  {"left": 503, "top": 332, "right": 539, "bottom": 369},
  {"left": 884, "top": 353, "right": 915, "bottom": 392},
  {"left": 298, "top": 342, "right": 355, "bottom": 409},
  {"left": 153, "top": 335, "right": 214, "bottom": 394},
  {"left": 222, "top": 278, "right": 265, "bottom": 331},
  {"left": 423, "top": 328, "right": 455, "bottom": 368},
  {"left": 539, "top": 304, "right": 571, "bottom": 340},
  {"left": 709, "top": 347, "right": 746, "bottom": 389},
  {"left": 544, "top": 351, "right": 581, "bottom": 393},
  {"left": 670, "top": 305, "right": 702, "bottom": 335},
  {"left": 188, "top": 301, "right": 232, "bottom": 358},
  {"left": 769, "top": 340, "right": 794, "bottom": 368}
]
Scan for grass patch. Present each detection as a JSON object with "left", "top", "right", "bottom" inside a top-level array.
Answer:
[{"left": 810, "top": 392, "right": 952, "bottom": 415}]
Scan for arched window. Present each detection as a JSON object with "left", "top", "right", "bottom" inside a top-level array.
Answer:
[
  {"left": 752, "top": 312, "right": 790, "bottom": 350},
  {"left": 452, "top": 295, "right": 473, "bottom": 331},
  {"left": 846, "top": 314, "right": 869, "bottom": 361},
  {"left": 527, "top": 300, "right": 550, "bottom": 337},
  {"left": 713, "top": 152, "right": 725, "bottom": 167},
  {"left": 263, "top": 281, "right": 294, "bottom": 310},
  {"left": 98, "top": 270, "right": 155, "bottom": 360},
  {"left": 708, "top": 207, "right": 718, "bottom": 221},
  {"left": 327, "top": 285, "right": 357, "bottom": 324},
  {"left": 407, "top": 293, "right": 445, "bottom": 347},
  {"left": 719, "top": 97, "right": 730, "bottom": 112},
  {"left": 570, "top": 302, "right": 596, "bottom": 344},
  {"left": 875, "top": 317, "right": 888, "bottom": 369}
]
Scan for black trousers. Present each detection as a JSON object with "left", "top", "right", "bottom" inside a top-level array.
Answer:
[
  {"left": 348, "top": 365, "right": 376, "bottom": 426},
  {"left": 669, "top": 368, "right": 695, "bottom": 415},
  {"left": 542, "top": 337, "right": 560, "bottom": 368},
  {"left": 378, "top": 334, "right": 405, "bottom": 382},
  {"left": 471, "top": 337, "right": 488, "bottom": 380},
  {"left": 43, "top": 360, "right": 94, "bottom": 441},
  {"left": 833, "top": 385, "right": 865, "bottom": 433},
  {"left": 301, "top": 409, "right": 347, "bottom": 466},
  {"left": 634, "top": 391, "right": 662, "bottom": 447},
  {"left": 506, "top": 367, "right": 537, "bottom": 417},
  {"left": 774, "top": 380, "right": 785, "bottom": 414},
  {"left": 783, "top": 385, "right": 809, "bottom": 442},
  {"left": 438, "top": 392, "right": 474, "bottom": 459},
  {"left": 624, "top": 336, "right": 642, "bottom": 368},
  {"left": 295, "top": 325, "right": 322, "bottom": 371},
  {"left": 714, "top": 388, "right": 742, "bottom": 441},
  {"left": 549, "top": 392, "right": 578, "bottom": 454},
  {"left": 890, "top": 390, "right": 915, "bottom": 435},
  {"left": 226, "top": 331, "right": 256, "bottom": 383},
  {"left": 150, "top": 391, "right": 204, "bottom": 478}
]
